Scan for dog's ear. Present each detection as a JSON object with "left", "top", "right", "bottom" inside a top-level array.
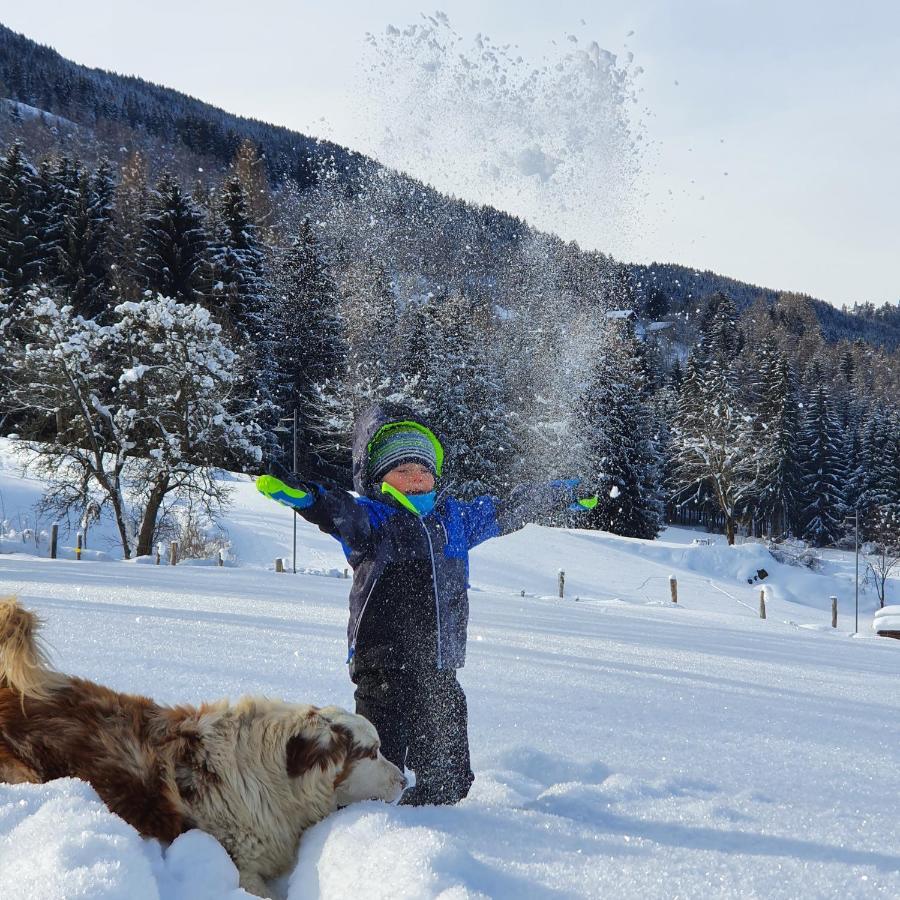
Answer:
[
  {"left": 170, "top": 724, "right": 220, "bottom": 802},
  {"left": 286, "top": 720, "right": 352, "bottom": 779}
]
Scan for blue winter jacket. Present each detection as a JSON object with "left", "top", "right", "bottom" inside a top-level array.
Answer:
[{"left": 298, "top": 403, "right": 578, "bottom": 671}]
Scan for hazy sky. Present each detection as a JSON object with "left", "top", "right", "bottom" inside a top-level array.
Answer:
[{"left": 4, "top": 1, "right": 898, "bottom": 307}]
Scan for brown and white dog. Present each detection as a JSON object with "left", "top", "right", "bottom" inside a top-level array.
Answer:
[{"left": 0, "top": 597, "right": 406, "bottom": 898}]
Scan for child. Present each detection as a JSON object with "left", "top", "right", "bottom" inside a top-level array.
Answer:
[{"left": 256, "top": 402, "right": 595, "bottom": 806}]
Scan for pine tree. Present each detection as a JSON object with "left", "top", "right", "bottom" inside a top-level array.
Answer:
[
  {"left": 753, "top": 338, "right": 803, "bottom": 537},
  {"left": 856, "top": 410, "right": 900, "bottom": 539},
  {"left": 669, "top": 306, "right": 757, "bottom": 544},
  {"left": 209, "top": 176, "right": 267, "bottom": 343},
  {"left": 312, "top": 258, "right": 408, "bottom": 480},
  {"left": 109, "top": 151, "right": 148, "bottom": 301},
  {"left": 577, "top": 328, "right": 664, "bottom": 538},
  {"left": 0, "top": 142, "right": 44, "bottom": 297},
  {"left": 52, "top": 160, "right": 115, "bottom": 318},
  {"left": 408, "top": 293, "right": 516, "bottom": 498},
  {"left": 138, "top": 173, "right": 210, "bottom": 305},
  {"left": 232, "top": 139, "right": 274, "bottom": 237},
  {"left": 268, "top": 220, "right": 343, "bottom": 477},
  {"left": 798, "top": 384, "right": 846, "bottom": 546}
]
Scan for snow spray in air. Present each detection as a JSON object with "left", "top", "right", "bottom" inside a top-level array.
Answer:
[
  {"left": 349, "top": 13, "right": 649, "bottom": 481},
  {"left": 355, "top": 11, "right": 647, "bottom": 260}
]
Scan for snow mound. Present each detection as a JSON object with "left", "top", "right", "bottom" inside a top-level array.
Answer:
[
  {"left": 874, "top": 605, "right": 900, "bottom": 633},
  {"left": 0, "top": 779, "right": 158, "bottom": 900},
  {"left": 0, "top": 780, "right": 249, "bottom": 900},
  {"left": 291, "top": 806, "right": 488, "bottom": 900}
]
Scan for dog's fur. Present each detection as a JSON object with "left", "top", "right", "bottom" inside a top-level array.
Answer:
[{"left": 0, "top": 598, "right": 405, "bottom": 898}]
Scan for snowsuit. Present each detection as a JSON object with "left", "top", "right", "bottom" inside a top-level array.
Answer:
[{"left": 297, "top": 402, "right": 578, "bottom": 804}]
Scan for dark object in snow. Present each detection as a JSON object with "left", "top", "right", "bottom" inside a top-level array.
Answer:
[{"left": 747, "top": 568, "right": 769, "bottom": 584}]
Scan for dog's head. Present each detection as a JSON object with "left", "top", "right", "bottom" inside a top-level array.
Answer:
[{"left": 284, "top": 705, "right": 406, "bottom": 807}]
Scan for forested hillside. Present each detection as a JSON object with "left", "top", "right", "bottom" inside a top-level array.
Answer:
[{"left": 1, "top": 23, "right": 898, "bottom": 555}]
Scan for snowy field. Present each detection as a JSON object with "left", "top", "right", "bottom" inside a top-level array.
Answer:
[{"left": 1, "top": 442, "right": 899, "bottom": 899}]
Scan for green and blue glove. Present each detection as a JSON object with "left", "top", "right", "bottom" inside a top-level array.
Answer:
[
  {"left": 256, "top": 474, "right": 316, "bottom": 510},
  {"left": 555, "top": 478, "right": 599, "bottom": 512}
]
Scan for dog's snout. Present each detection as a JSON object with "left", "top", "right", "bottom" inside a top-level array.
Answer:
[{"left": 399, "top": 772, "right": 408, "bottom": 789}]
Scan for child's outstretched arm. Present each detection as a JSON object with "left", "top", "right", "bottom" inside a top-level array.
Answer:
[
  {"left": 458, "top": 479, "right": 597, "bottom": 549},
  {"left": 255, "top": 474, "right": 372, "bottom": 554}
]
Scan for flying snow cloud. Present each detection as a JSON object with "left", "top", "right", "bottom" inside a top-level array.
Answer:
[{"left": 353, "top": 12, "right": 648, "bottom": 257}]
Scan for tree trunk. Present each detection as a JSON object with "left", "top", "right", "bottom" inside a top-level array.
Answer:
[
  {"left": 135, "top": 475, "right": 170, "bottom": 558},
  {"left": 96, "top": 472, "right": 133, "bottom": 560}
]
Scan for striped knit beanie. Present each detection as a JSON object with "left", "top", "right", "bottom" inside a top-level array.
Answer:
[{"left": 368, "top": 425, "right": 439, "bottom": 481}]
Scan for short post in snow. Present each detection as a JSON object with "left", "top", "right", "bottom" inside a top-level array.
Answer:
[
  {"left": 344, "top": 568, "right": 349, "bottom": 579},
  {"left": 50, "top": 523, "right": 58, "bottom": 560},
  {"left": 831, "top": 596, "right": 838, "bottom": 629},
  {"left": 669, "top": 575, "right": 678, "bottom": 604},
  {"left": 75, "top": 532, "right": 82, "bottom": 561},
  {"left": 155, "top": 543, "right": 162, "bottom": 565},
  {"left": 218, "top": 549, "right": 225, "bottom": 567},
  {"left": 558, "top": 569, "right": 565, "bottom": 599},
  {"left": 275, "top": 557, "right": 284, "bottom": 573},
  {"left": 169, "top": 541, "right": 178, "bottom": 566},
  {"left": 759, "top": 587, "right": 767, "bottom": 619}
]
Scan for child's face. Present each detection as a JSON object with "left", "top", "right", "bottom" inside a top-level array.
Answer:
[{"left": 381, "top": 462, "right": 436, "bottom": 495}]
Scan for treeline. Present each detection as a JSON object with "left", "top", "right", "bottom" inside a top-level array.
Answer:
[
  {"left": 0, "top": 22, "right": 359, "bottom": 191},
  {"left": 1, "top": 139, "right": 898, "bottom": 553},
  {"left": 631, "top": 262, "right": 900, "bottom": 352},
  {"left": 666, "top": 294, "right": 900, "bottom": 545}
]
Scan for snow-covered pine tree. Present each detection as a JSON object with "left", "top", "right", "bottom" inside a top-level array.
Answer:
[
  {"left": 109, "top": 151, "right": 148, "bottom": 301},
  {"left": 577, "top": 326, "right": 664, "bottom": 538},
  {"left": 855, "top": 409, "right": 900, "bottom": 540},
  {"left": 0, "top": 142, "right": 44, "bottom": 297},
  {"left": 669, "top": 298, "right": 758, "bottom": 544},
  {"left": 797, "top": 383, "right": 846, "bottom": 546},
  {"left": 312, "top": 257, "right": 412, "bottom": 479},
  {"left": 267, "top": 219, "right": 344, "bottom": 477},
  {"left": 137, "top": 173, "right": 210, "bottom": 305},
  {"left": 496, "top": 233, "right": 585, "bottom": 484},
  {"left": 404, "top": 293, "right": 516, "bottom": 498},
  {"left": 752, "top": 337, "right": 803, "bottom": 537},
  {"left": 209, "top": 176, "right": 268, "bottom": 344},
  {"left": 232, "top": 139, "right": 274, "bottom": 239},
  {"left": 51, "top": 160, "right": 116, "bottom": 318},
  {"left": 34, "top": 155, "right": 80, "bottom": 277}
]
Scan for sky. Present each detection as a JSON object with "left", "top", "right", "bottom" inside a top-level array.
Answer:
[{"left": 3, "top": 1, "right": 899, "bottom": 308}]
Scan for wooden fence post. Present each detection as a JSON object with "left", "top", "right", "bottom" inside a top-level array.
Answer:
[
  {"left": 669, "top": 575, "right": 678, "bottom": 604},
  {"left": 50, "top": 523, "right": 58, "bottom": 560},
  {"left": 558, "top": 570, "right": 565, "bottom": 599},
  {"left": 170, "top": 542, "right": 178, "bottom": 566},
  {"left": 218, "top": 549, "right": 225, "bottom": 567},
  {"left": 155, "top": 543, "right": 161, "bottom": 565},
  {"left": 831, "top": 596, "right": 838, "bottom": 629},
  {"left": 75, "top": 532, "right": 82, "bottom": 561},
  {"left": 759, "top": 587, "right": 767, "bottom": 619},
  {"left": 344, "top": 568, "right": 349, "bottom": 579},
  {"left": 275, "top": 557, "right": 284, "bottom": 573}
]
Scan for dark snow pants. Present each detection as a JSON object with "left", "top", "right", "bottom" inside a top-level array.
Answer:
[{"left": 353, "top": 666, "right": 474, "bottom": 806}]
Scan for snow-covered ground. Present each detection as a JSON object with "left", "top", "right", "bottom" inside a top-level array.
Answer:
[{"left": 1, "top": 440, "right": 898, "bottom": 899}]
